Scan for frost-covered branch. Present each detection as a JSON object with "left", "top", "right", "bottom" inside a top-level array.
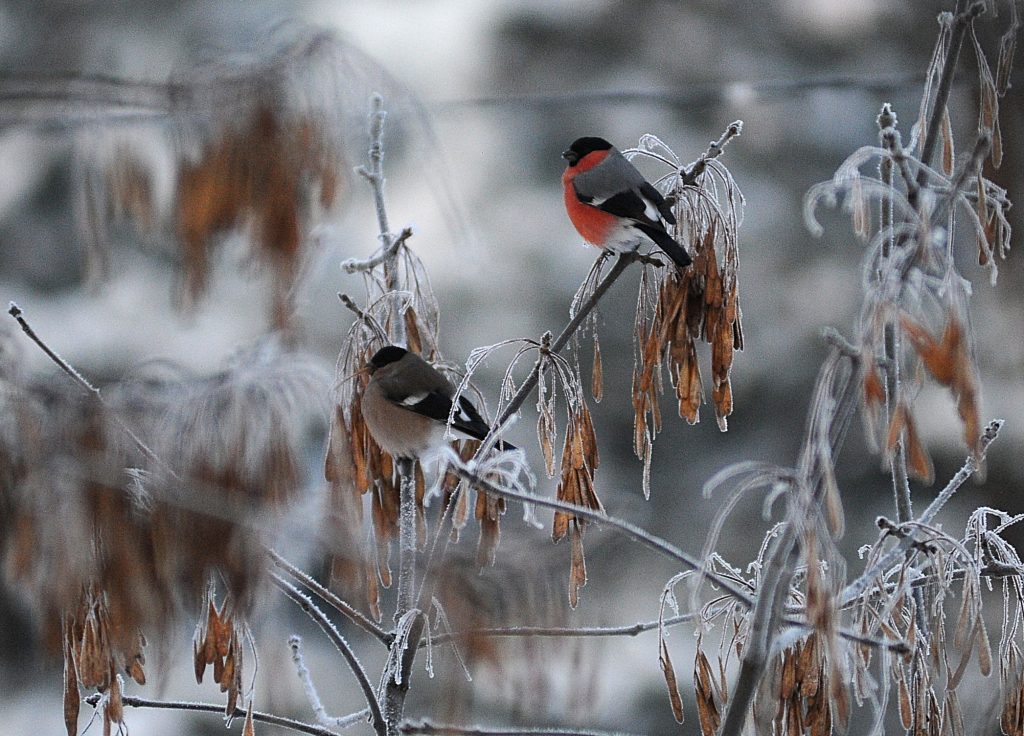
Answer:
[
  {"left": 290, "top": 636, "right": 373, "bottom": 729},
  {"left": 492, "top": 251, "right": 639, "bottom": 433},
  {"left": 400, "top": 721, "right": 644, "bottom": 736},
  {"left": 83, "top": 692, "right": 354, "bottom": 736},
  {"left": 272, "top": 574, "right": 385, "bottom": 736},
  {"left": 7, "top": 301, "right": 166, "bottom": 471},
  {"left": 840, "top": 418, "right": 1003, "bottom": 607},
  {"left": 269, "top": 549, "right": 391, "bottom": 645}
]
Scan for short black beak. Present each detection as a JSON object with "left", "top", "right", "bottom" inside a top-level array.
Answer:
[{"left": 561, "top": 149, "right": 572, "bottom": 160}]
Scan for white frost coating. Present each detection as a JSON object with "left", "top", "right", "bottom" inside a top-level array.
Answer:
[
  {"left": 386, "top": 609, "right": 420, "bottom": 686},
  {"left": 431, "top": 598, "right": 472, "bottom": 682}
]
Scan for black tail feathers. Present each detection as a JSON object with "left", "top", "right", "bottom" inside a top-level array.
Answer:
[{"left": 635, "top": 223, "right": 692, "bottom": 268}]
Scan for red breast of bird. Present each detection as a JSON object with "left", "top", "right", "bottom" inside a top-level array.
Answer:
[
  {"left": 561, "top": 148, "right": 626, "bottom": 249},
  {"left": 562, "top": 148, "right": 670, "bottom": 254}
]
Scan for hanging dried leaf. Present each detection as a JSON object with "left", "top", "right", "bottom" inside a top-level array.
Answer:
[
  {"left": 475, "top": 489, "right": 506, "bottom": 568},
  {"left": 695, "top": 649, "right": 722, "bottom": 736},
  {"left": 591, "top": 337, "right": 603, "bottom": 403},
  {"left": 829, "top": 676, "right": 850, "bottom": 733},
  {"left": 781, "top": 648, "right": 798, "bottom": 700},
  {"left": 901, "top": 315, "right": 961, "bottom": 386},
  {"left": 678, "top": 339, "right": 702, "bottom": 424},
  {"left": 996, "top": 28, "right": 1017, "bottom": 95},
  {"left": 978, "top": 174, "right": 992, "bottom": 266},
  {"left": 568, "top": 526, "right": 587, "bottom": 609},
  {"left": 851, "top": 175, "right": 871, "bottom": 239},
  {"left": 659, "top": 638, "right": 685, "bottom": 723},
  {"left": 405, "top": 307, "right": 423, "bottom": 355},
  {"left": 537, "top": 392, "right": 557, "bottom": 479},
  {"left": 900, "top": 313, "right": 982, "bottom": 458},
  {"left": 553, "top": 404, "right": 603, "bottom": 543},
  {"left": 111, "top": 674, "right": 126, "bottom": 723},
  {"left": 243, "top": 699, "right": 256, "bottom": 736},
  {"left": 940, "top": 105, "right": 955, "bottom": 176},
  {"left": 365, "top": 555, "right": 381, "bottom": 623},
  {"left": 897, "top": 675, "right": 913, "bottom": 732},
  {"left": 977, "top": 612, "right": 992, "bottom": 677},
  {"left": 904, "top": 408, "right": 935, "bottom": 485},
  {"left": 885, "top": 401, "right": 907, "bottom": 456}
]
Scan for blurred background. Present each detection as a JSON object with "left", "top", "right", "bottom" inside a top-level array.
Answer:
[{"left": 1, "top": 1, "right": 1021, "bottom": 733}]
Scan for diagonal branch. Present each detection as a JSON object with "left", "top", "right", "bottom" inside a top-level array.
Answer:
[
  {"left": 451, "top": 463, "right": 753, "bottom": 606},
  {"left": 272, "top": 574, "right": 386, "bottom": 736},
  {"left": 840, "top": 418, "right": 1003, "bottom": 607},
  {"left": 492, "top": 251, "right": 639, "bottom": 433},
  {"left": 269, "top": 549, "right": 391, "bottom": 646},
  {"left": 7, "top": 301, "right": 167, "bottom": 472},
  {"left": 718, "top": 348, "right": 860, "bottom": 735},
  {"left": 917, "top": 1, "right": 986, "bottom": 177},
  {"left": 400, "top": 721, "right": 644, "bottom": 736}
]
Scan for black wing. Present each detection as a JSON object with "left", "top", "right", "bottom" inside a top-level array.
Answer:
[
  {"left": 388, "top": 391, "right": 517, "bottom": 451},
  {"left": 592, "top": 188, "right": 653, "bottom": 221},
  {"left": 391, "top": 388, "right": 454, "bottom": 423}
]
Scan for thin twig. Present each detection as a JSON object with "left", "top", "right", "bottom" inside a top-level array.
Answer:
[
  {"left": 434, "top": 73, "right": 928, "bottom": 112},
  {"left": 289, "top": 635, "right": 373, "bottom": 729},
  {"left": 6, "top": 302, "right": 168, "bottom": 472},
  {"left": 269, "top": 549, "right": 391, "bottom": 646},
  {"left": 680, "top": 120, "right": 743, "bottom": 185},
  {"left": 492, "top": 251, "right": 639, "bottom": 433},
  {"left": 383, "top": 457, "right": 421, "bottom": 735},
  {"left": 358, "top": 94, "right": 392, "bottom": 246},
  {"left": 840, "top": 419, "right": 1003, "bottom": 607},
  {"left": 8, "top": 302, "right": 98, "bottom": 394},
  {"left": 453, "top": 464, "right": 752, "bottom": 603},
  {"left": 917, "top": 417, "right": 1000, "bottom": 524},
  {"left": 272, "top": 574, "right": 386, "bottom": 736},
  {"left": 911, "top": 561, "right": 1024, "bottom": 588},
  {"left": 878, "top": 108, "right": 927, "bottom": 636},
  {"left": 917, "top": 1, "right": 986, "bottom": 176},
  {"left": 342, "top": 227, "right": 414, "bottom": 274},
  {"left": 428, "top": 613, "right": 697, "bottom": 646},
  {"left": 395, "top": 457, "right": 418, "bottom": 621},
  {"left": 400, "top": 721, "right": 643, "bottom": 736},
  {"left": 83, "top": 693, "right": 353, "bottom": 736}
]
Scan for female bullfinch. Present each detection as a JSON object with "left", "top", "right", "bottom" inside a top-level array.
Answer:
[
  {"left": 361, "top": 345, "right": 515, "bottom": 461},
  {"left": 562, "top": 136, "right": 691, "bottom": 269}
]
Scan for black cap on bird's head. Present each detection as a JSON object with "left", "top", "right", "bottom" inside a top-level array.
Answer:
[
  {"left": 562, "top": 136, "right": 613, "bottom": 166},
  {"left": 368, "top": 345, "right": 408, "bottom": 373}
]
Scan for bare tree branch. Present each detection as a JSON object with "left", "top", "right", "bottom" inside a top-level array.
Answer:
[
  {"left": 400, "top": 720, "right": 643, "bottom": 736},
  {"left": 269, "top": 549, "right": 391, "bottom": 646},
  {"left": 272, "top": 574, "right": 386, "bottom": 736},
  {"left": 83, "top": 692, "right": 357, "bottom": 736}
]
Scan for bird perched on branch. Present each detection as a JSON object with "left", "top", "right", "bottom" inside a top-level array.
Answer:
[
  {"left": 361, "top": 345, "right": 515, "bottom": 461},
  {"left": 562, "top": 136, "right": 691, "bottom": 268}
]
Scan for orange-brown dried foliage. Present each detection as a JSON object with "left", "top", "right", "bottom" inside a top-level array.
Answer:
[
  {"left": 175, "top": 104, "right": 340, "bottom": 329},
  {"left": 552, "top": 404, "right": 602, "bottom": 607}
]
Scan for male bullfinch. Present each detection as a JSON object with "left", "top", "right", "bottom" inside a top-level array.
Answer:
[
  {"left": 562, "top": 136, "right": 691, "bottom": 269},
  {"left": 361, "top": 345, "right": 515, "bottom": 461}
]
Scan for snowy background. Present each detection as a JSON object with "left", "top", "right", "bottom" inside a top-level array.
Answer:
[{"left": 1, "top": 1, "right": 1022, "bottom": 733}]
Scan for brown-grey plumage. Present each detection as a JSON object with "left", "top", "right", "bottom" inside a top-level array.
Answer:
[{"left": 361, "top": 346, "right": 515, "bottom": 460}]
